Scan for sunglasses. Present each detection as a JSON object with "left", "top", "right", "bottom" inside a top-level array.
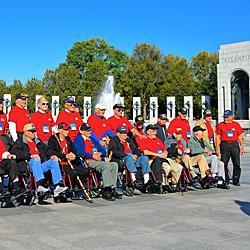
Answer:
[
  {"left": 117, "top": 109, "right": 124, "bottom": 112},
  {"left": 42, "top": 103, "right": 49, "bottom": 106},
  {"left": 68, "top": 103, "right": 74, "bottom": 107}
]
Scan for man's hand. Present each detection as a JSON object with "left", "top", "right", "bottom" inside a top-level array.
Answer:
[
  {"left": 51, "top": 155, "right": 59, "bottom": 162},
  {"left": 7, "top": 154, "right": 16, "bottom": 160},
  {"left": 185, "top": 148, "right": 190, "bottom": 154},
  {"left": 207, "top": 150, "right": 213, "bottom": 156},
  {"left": 31, "top": 154, "right": 40, "bottom": 160},
  {"left": 240, "top": 146, "right": 244, "bottom": 156},
  {"left": 216, "top": 146, "right": 220, "bottom": 156},
  {"left": 177, "top": 149, "right": 183, "bottom": 155},
  {"left": 93, "top": 152, "right": 102, "bottom": 161},
  {"left": 138, "top": 134, "right": 146, "bottom": 139},
  {"left": 159, "top": 151, "right": 168, "bottom": 159},
  {"left": 66, "top": 152, "right": 76, "bottom": 161},
  {"left": 132, "top": 154, "right": 138, "bottom": 161}
]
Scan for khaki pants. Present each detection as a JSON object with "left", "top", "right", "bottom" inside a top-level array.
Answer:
[
  {"left": 162, "top": 158, "right": 183, "bottom": 185},
  {"left": 181, "top": 154, "right": 197, "bottom": 178},
  {"left": 189, "top": 155, "right": 209, "bottom": 178}
]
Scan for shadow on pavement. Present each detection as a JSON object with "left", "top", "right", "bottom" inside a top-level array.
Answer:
[{"left": 235, "top": 200, "right": 250, "bottom": 216}]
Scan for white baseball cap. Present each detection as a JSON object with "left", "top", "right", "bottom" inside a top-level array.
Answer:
[{"left": 95, "top": 103, "right": 106, "bottom": 110}]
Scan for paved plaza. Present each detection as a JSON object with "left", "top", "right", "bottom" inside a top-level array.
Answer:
[{"left": 0, "top": 153, "right": 250, "bottom": 250}]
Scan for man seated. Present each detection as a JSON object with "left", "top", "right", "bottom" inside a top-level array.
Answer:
[
  {"left": 138, "top": 124, "right": 183, "bottom": 190},
  {"left": 108, "top": 126, "right": 151, "bottom": 188},
  {"left": 48, "top": 122, "right": 89, "bottom": 196},
  {"left": 11, "top": 123, "right": 68, "bottom": 197},
  {"left": 74, "top": 123, "right": 120, "bottom": 201},
  {"left": 188, "top": 126, "right": 229, "bottom": 189},
  {"left": 0, "top": 138, "right": 21, "bottom": 196}
]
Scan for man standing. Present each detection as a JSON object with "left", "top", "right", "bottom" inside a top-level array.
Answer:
[
  {"left": 155, "top": 114, "right": 168, "bottom": 148},
  {"left": 8, "top": 93, "right": 31, "bottom": 142},
  {"left": 56, "top": 96, "right": 83, "bottom": 142},
  {"left": 31, "top": 96, "right": 56, "bottom": 144},
  {"left": 168, "top": 107, "right": 191, "bottom": 143},
  {"left": 216, "top": 110, "right": 244, "bottom": 186}
]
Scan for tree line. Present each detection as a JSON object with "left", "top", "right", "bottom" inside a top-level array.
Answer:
[{"left": 0, "top": 37, "right": 218, "bottom": 119}]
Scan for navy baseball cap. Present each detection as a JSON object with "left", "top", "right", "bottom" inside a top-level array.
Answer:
[
  {"left": 178, "top": 107, "right": 188, "bottom": 115},
  {"left": 113, "top": 103, "right": 125, "bottom": 110},
  {"left": 223, "top": 110, "right": 233, "bottom": 118},
  {"left": 16, "top": 93, "right": 29, "bottom": 100},
  {"left": 146, "top": 124, "right": 159, "bottom": 131},
  {"left": 80, "top": 123, "right": 92, "bottom": 131},
  {"left": 159, "top": 114, "right": 168, "bottom": 120},
  {"left": 135, "top": 115, "right": 145, "bottom": 124},
  {"left": 65, "top": 96, "right": 75, "bottom": 104},
  {"left": 193, "top": 125, "right": 206, "bottom": 133},
  {"left": 117, "top": 126, "right": 127, "bottom": 134}
]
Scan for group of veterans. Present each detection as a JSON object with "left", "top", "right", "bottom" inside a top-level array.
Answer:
[{"left": 0, "top": 92, "right": 244, "bottom": 205}]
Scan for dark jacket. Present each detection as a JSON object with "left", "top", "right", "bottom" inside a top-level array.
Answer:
[
  {"left": 155, "top": 123, "right": 168, "bottom": 147},
  {"left": 166, "top": 135, "right": 187, "bottom": 158},
  {"left": 48, "top": 133, "right": 77, "bottom": 161},
  {"left": 11, "top": 135, "right": 54, "bottom": 173},
  {"left": 73, "top": 133, "right": 106, "bottom": 160},
  {"left": 108, "top": 135, "right": 141, "bottom": 161}
]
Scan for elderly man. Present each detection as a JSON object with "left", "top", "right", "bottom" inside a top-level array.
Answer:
[
  {"left": 8, "top": 93, "right": 31, "bottom": 142},
  {"left": 155, "top": 113, "right": 169, "bottom": 148},
  {"left": 87, "top": 103, "right": 115, "bottom": 145},
  {"left": 216, "top": 110, "right": 244, "bottom": 186},
  {"left": 188, "top": 126, "right": 228, "bottom": 189},
  {"left": 108, "top": 126, "right": 151, "bottom": 187},
  {"left": 196, "top": 109, "right": 216, "bottom": 148},
  {"left": 74, "top": 123, "right": 120, "bottom": 201},
  {"left": 31, "top": 96, "right": 56, "bottom": 144},
  {"left": 107, "top": 103, "right": 144, "bottom": 139},
  {"left": 11, "top": 123, "right": 68, "bottom": 196},
  {"left": 56, "top": 96, "right": 83, "bottom": 142},
  {"left": 168, "top": 107, "right": 191, "bottom": 143}
]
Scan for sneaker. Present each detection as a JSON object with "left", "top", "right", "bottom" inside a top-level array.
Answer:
[
  {"left": 54, "top": 185, "right": 68, "bottom": 197},
  {"left": 37, "top": 185, "right": 50, "bottom": 194}
]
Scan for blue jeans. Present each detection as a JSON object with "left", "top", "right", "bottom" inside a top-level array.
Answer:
[
  {"left": 29, "top": 159, "right": 62, "bottom": 185},
  {"left": 124, "top": 155, "right": 151, "bottom": 174}
]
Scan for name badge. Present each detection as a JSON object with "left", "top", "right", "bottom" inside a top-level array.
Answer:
[
  {"left": 92, "top": 148, "right": 97, "bottom": 153},
  {"left": 70, "top": 123, "right": 77, "bottom": 131},
  {"left": 186, "top": 131, "right": 191, "bottom": 138},
  {"left": 0, "top": 122, "right": 2, "bottom": 131},
  {"left": 209, "top": 137, "right": 214, "bottom": 144},
  {"left": 227, "top": 130, "right": 233, "bottom": 137},
  {"left": 157, "top": 149, "right": 163, "bottom": 154},
  {"left": 43, "top": 125, "right": 49, "bottom": 133}
]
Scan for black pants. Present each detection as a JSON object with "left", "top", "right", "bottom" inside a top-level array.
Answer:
[
  {"left": 220, "top": 141, "right": 241, "bottom": 183},
  {"left": 150, "top": 157, "right": 164, "bottom": 183},
  {"left": 0, "top": 159, "right": 19, "bottom": 181}
]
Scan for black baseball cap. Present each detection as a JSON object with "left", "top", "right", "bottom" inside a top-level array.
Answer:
[
  {"left": 135, "top": 115, "right": 145, "bottom": 124},
  {"left": 58, "top": 122, "right": 71, "bottom": 130},
  {"left": 159, "top": 114, "right": 168, "bottom": 120},
  {"left": 16, "top": 93, "right": 29, "bottom": 100},
  {"left": 178, "top": 107, "right": 188, "bottom": 115},
  {"left": 146, "top": 124, "right": 159, "bottom": 131},
  {"left": 80, "top": 123, "right": 92, "bottom": 131},
  {"left": 116, "top": 126, "right": 127, "bottom": 134},
  {"left": 113, "top": 103, "right": 125, "bottom": 110},
  {"left": 65, "top": 96, "right": 75, "bottom": 104},
  {"left": 193, "top": 125, "right": 206, "bottom": 133}
]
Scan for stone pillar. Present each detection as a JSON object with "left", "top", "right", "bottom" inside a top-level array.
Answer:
[
  {"left": 83, "top": 96, "right": 92, "bottom": 122},
  {"left": 52, "top": 96, "right": 60, "bottom": 120},
  {"left": 120, "top": 97, "right": 124, "bottom": 106},
  {"left": 149, "top": 97, "right": 158, "bottom": 124},
  {"left": 166, "top": 96, "right": 175, "bottom": 121},
  {"left": 35, "top": 95, "right": 43, "bottom": 112},
  {"left": 201, "top": 96, "right": 211, "bottom": 118},
  {"left": 3, "top": 94, "right": 12, "bottom": 115},
  {"left": 132, "top": 97, "right": 141, "bottom": 121},
  {"left": 184, "top": 96, "right": 193, "bottom": 121}
]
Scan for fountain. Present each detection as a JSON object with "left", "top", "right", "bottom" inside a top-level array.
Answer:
[{"left": 96, "top": 76, "right": 121, "bottom": 118}]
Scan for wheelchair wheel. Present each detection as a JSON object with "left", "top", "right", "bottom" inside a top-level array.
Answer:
[{"left": 125, "top": 186, "right": 134, "bottom": 196}]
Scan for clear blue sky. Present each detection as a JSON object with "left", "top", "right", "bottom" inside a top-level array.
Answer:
[{"left": 1, "top": 0, "right": 250, "bottom": 85}]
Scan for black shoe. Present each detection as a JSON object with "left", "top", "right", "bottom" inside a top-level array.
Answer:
[
  {"left": 200, "top": 176, "right": 210, "bottom": 189},
  {"left": 112, "top": 190, "right": 122, "bottom": 199},
  {"left": 233, "top": 182, "right": 240, "bottom": 186},
  {"left": 102, "top": 187, "right": 115, "bottom": 201},
  {"left": 217, "top": 183, "right": 230, "bottom": 190}
]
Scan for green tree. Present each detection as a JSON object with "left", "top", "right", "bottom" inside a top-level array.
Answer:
[
  {"left": 122, "top": 43, "right": 163, "bottom": 118},
  {"left": 0, "top": 80, "right": 7, "bottom": 97},
  {"left": 191, "top": 52, "right": 218, "bottom": 114},
  {"left": 160, "top": 55, "right": 195, "bottom": 111},
  {"left": 9, "top": 80, "right": 24, "bottom": 106}
]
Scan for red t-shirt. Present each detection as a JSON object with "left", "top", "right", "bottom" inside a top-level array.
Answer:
[
  {"left": 216, "top": 121, "right": 243, "bottom": 141},
  {"left": 60, "top": 139, "right": 68, "bottom": 154},
  {"left": 56, "top": 110, "right": 83, "bottom": 141},
  {"left": 178, "top": 140, "right": 184, "bottom": 153},
  {"left": 87, "top": 114, "right": 110, "bottom": 140},
  {"left": 27, "top": 141, "right": 40, "bottom": 155},
  {"left": 135, "top": 127, "right": 145, "bottom": 146},
  {"left": 168, "top": 117, "right": 191, "bottom": 143},
  {"left": 0, "top": 139, "right": 7, "bottom": 161},
  {"left": 31, "top": 111, "right": 55, "bottom": 142},
  {"left": 205, "top": 121, "right": 214, "bottom": 139},
  {"left": 8, "top": 106, "right": 31, "bottom": 133},
  {"left": 0, "top": 113, "right": 8, "bottom": 135},
  {"left": 107, "top": 115, "right": 133, "bottom": 134},
  {"left": 121, "top": 140, "right": 132, "bottom": 154},
  {"left": 84, "top": 138, "right": 94, "bottom": 160},
  {"left": 138, "top": 136, "right": 166, "bottom": 154}
]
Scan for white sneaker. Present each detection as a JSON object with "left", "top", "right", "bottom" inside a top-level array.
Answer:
[
  {"left": 37, "top": 185, "right": 50, "bottom": 194},
  {"left": 54, "top": 185, "right": 68, "bottom": 197}
]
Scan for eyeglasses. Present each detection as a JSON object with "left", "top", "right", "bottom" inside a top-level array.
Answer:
[
  {"left": 117, "top": 109, "right": 124, "bottom": 112},
  {"left": 100, "top": 109, "right": 106, "bottom": 112},
  {"left": 68, "top": 104, "right": 74, "bottom": 107},
  {"left": 42, "top": 103, "right": 49, "bottom": 106}
]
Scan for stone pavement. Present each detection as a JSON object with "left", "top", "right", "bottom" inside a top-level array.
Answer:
[{"left": 0, "top": 154, "right": 250, "bottom": 250}]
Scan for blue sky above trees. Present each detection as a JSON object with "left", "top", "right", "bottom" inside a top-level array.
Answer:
[{"left": 0, "top": 0, "right": 250, "bottom": 85}]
